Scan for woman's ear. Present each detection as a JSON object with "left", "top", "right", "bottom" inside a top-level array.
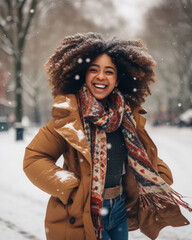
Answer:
[{"left": 115, "top": 80, "right": 119, "bottom": 87}]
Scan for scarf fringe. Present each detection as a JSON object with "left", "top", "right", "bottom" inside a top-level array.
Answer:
[
  {"left": 170, "top": 190, "right": 192, "bottom": 212},
  {"left": 95, "top": 229, "right": 102, "bottom": 240},
  {"left": 140, "top": 190, "right": 192, "bottom": 212},
  {"left": 92, "top": 213, "right": 104, "bottom": 231}
]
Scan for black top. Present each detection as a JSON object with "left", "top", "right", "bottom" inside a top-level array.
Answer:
[{"left": 104, "top": 128, "right": 128, "bottom": 188}]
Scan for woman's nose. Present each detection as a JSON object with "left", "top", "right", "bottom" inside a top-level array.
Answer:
[{"left": 96, "top": 71, "right": 106, "bottom": 80}]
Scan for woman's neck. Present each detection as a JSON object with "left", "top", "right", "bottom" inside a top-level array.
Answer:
[{"left": 99, "top": 98, "right": 107, "bottom": 107}]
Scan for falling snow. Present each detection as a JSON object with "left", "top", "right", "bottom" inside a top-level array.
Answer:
[
  {"left": 100, "top": 207, "right": 109, "bottom": 216},
  {"left": 107, "top": 143, "right": 112, "bottom": 149},
  {"left": 30, "top": 9, "right": 34, "bottom": 14},
  {"left": 75, "top": 74, "right": 80, "bottom": 80},
  {"left": 78, "top": 58, "right": 83, "bottom": 64}
]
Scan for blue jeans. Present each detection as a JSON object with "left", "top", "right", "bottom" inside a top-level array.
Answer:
[{"left": 101, "top": 193, "right": 128, "bottom": 240}]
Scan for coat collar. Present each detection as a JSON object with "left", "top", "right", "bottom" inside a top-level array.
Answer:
[
  {"left": 51, "top": 94, "right": 147, "bottom": 165},
  {"left": 52, "top": 94, "right": 92, "bottom": 165},
  {"left": 132, "top": 105, "right": 147, "bottom": 129}
]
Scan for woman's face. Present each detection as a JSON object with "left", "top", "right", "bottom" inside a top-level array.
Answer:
[{"left": 85, "top": 54, "right": 118, "bottom": 100}]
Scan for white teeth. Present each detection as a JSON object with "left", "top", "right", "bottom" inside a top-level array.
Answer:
[{"left": 94, "top": 84, "right": 106, "bottom": 89}]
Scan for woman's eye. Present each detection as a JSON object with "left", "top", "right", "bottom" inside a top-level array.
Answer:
[
  {"left": 105, "top": 71, "right": 114, "bottom": 75},
  {"left": 89, "top": 68, "right": 97, "bottom": 73}
]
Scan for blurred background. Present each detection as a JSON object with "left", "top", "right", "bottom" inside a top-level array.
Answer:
[
  {"left": 1, "top": 1, "right": 192, "bottom": 239},
  {"left": 0, "top": 0, "right": 192, "bottom": 132}
]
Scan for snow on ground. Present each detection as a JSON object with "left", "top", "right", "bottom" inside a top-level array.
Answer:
[{"left": 0, "top": 125, "right": 192, "bottom": 240}]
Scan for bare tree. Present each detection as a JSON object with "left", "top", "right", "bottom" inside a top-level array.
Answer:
[
  {"left": 0, "top": 0, "right": 38, "bottom": 122},
  {"left": 21, "top": 0, "right": 125, "bottom": 124},
  {"left": 1, "top": 0, "right": 126, "bottom": 125},
  {"left": 142, "top": 0, "right": 192, "bottom": 123}
]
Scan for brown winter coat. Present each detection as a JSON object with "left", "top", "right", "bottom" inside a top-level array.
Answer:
[{"left": 23, "top": 94, "right": 189, "bottom": 240}]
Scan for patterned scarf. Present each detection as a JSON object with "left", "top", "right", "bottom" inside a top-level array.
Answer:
[{"left": 77, "top": 84, "right": 192, "bottom": 239}]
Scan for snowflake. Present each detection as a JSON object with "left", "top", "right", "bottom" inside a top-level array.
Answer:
[
  {"left": 78, "top": 58, "right": 83, "bottom": 64},
  {"left": 75, "top": 74, "right": 80, "bottom": 80},
  {"left": 107, "top": 143, "right": 112, "bottom": 149},
  {"left": 30, "top": 9, "right": 34, "bottom": 14},
  {"left": 100, "top": 207, "right": 109, "bottom": 216}
]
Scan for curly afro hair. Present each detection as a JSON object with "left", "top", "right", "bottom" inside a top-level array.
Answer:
[{"left": 45, "top": 32, "right": 156, "bottom": 106}]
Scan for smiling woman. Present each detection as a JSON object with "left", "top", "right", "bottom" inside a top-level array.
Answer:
[{"left": 23, "top": 32, "right": 191, "bottom": 240}]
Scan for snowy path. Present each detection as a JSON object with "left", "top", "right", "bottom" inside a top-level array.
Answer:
[
  {"left": 0, "top": 126, "right": 192, "bottom": 240},
  {"left": 0, "top": 128, "right": 48, "bottom": 240}
]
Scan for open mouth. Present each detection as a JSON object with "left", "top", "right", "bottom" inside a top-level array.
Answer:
[{"left": 93, "top": 83, "right": 108, "bottom": 89}]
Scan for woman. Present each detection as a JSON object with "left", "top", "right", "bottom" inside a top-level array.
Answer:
[{"left": 23, "top": 32, "right": 191, "bottom": 240}]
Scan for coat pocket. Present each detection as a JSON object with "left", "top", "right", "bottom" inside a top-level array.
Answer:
[
  {"left": 45, "top": 196, "right": 68, "bottom": 240},
  {"left": 45, "top": 196, "right": 68, "bottom": 223}
]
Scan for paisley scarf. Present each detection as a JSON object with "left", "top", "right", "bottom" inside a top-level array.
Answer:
[{"left": 77, "top": 84, "right": 192, "bottom": 239}]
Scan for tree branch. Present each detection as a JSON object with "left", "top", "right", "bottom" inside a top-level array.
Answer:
[
  {"left": 5, "top": 0, "right": 15, "bottom": 47},
  {"left": 180, "top": 0, "right": 192, "bottom": 22},
  {"left": 17, "top": 0, "right": 24, "bottom": 37},
  {"left": 17, "top": 0, "right": 27, "bottom": 10},
  {"left": 0, "top": 18, "right": 14, "bottom": 49},
  {"left": 19, "top": 0, "right": 38, "bottom": 50},
  {"left": 0, "top": 39, "right": 14, "bottom": 56}
]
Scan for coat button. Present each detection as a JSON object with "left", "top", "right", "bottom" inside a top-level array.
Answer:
[{"left": 69, "top": 217, "right": 76, "bottom": 224}]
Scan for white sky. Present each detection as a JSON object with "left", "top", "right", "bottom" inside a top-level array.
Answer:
[{"left": 113, "top": 0, "right": 162, "bottom": 37}]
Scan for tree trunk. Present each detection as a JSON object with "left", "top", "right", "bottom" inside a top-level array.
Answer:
[
  {"left": 167, "top": 98, "right": 173, "bottom": 124},
  {"left": 34, "top": 87, "right": 41, "bottom": 124},
  {"left": 189, "top": 72, "right": 192, "bottom": 108},
  {"left": 14, "top": 57, "right": 23, "bottom": 123}
]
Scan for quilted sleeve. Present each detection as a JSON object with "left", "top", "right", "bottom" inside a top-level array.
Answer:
[{"left": 23, "top": 118, "right": 80, "bottom": 205}]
